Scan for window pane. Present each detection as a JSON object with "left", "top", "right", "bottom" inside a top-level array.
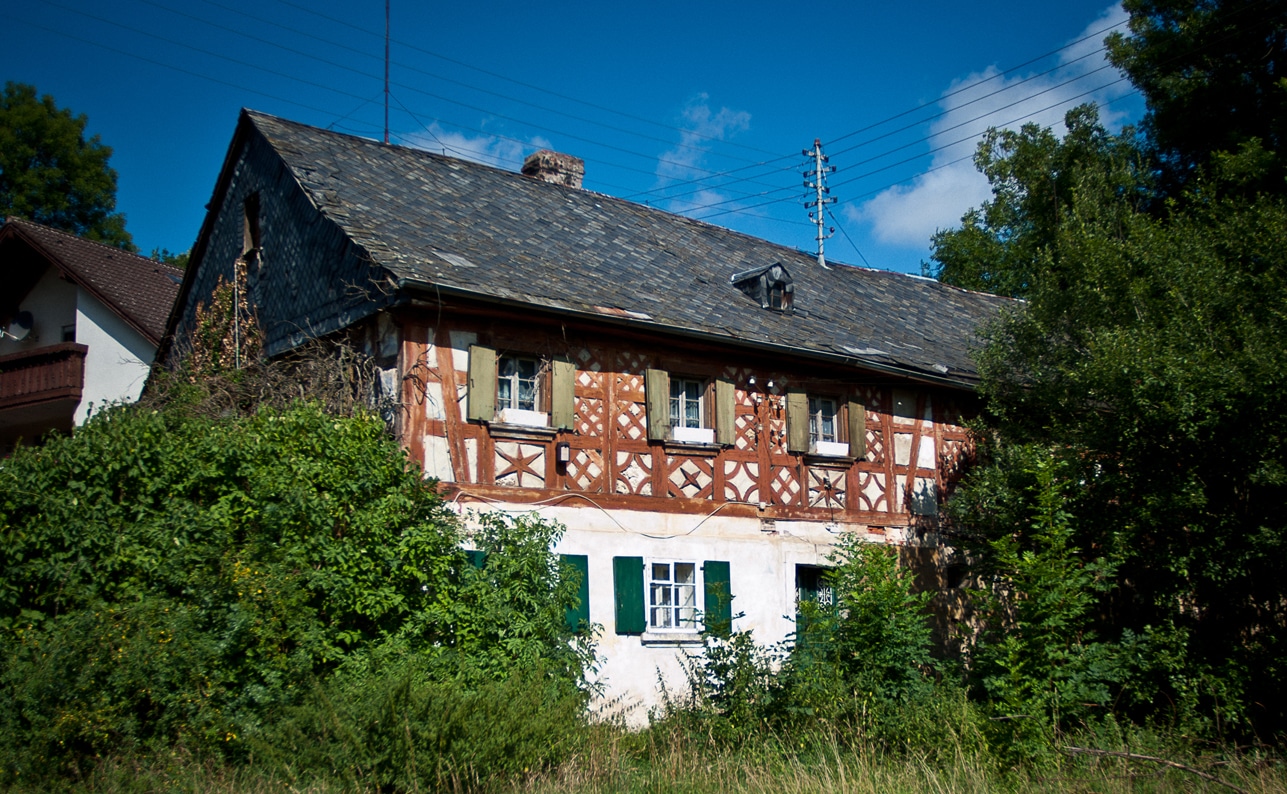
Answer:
[
  {"left": 498, "top": 378, "right": 513, "bottom": 409},
  {"left": 675, "top": 563, "right": 695, "bottom": 585},
  {"left": 652, "top": 563, "right": 670, "bottom": 582},
  {"left": 518, "top": 376, "right": 536, "bottom": 410}
]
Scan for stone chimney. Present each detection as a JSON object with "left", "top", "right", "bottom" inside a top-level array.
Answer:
[{"left": 521, "top": 150, "right": 585, "bottom": 188}]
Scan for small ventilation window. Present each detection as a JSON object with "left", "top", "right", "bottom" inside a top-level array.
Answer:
[{"left": 731, "top": 262, "right": 794, "bottom": 314}]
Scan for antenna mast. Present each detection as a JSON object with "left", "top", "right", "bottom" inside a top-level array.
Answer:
[
  {"left": 802, "top": 138, "right": 836, "bottom": 269},
  {"left": 383, "top": 0, "right": 390, "bottom": 144}
]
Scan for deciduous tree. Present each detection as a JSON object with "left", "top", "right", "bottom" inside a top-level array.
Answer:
[{"left": 0, "top": 82, "right": 133, "bottom": 248}]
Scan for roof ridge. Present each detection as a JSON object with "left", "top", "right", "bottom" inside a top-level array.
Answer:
[
  {"left": 245, "top": 111, "right": 898, "bottom": 278},
  {"left": 3, "top": 215, "right": 184, "bottom": 277}
]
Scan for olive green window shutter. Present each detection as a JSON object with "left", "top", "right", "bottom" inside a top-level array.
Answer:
[
  {"left": 465, "top": 549, "right": 487, "bottom": 569},
  {"left": 703, "top": 560, "right": 732, "bottom": 638},
  {"left": 551, "top": 356, "right": 576, "bottom": 429},
  {"left": 714, "top": 377, "right": 735, "bottom": 446},
  {"left": 785, "top": 389, "right": 809, "bottom": 453},
  {"left": 560, "top": 553, "right": 590, "bottom": 632},
  {"left": 467, "top": 344, "right": 496, "bottom": 421},
  {"left": 613, "top": 556, "right": 645, "bottom": 634},
  {"left": 645, "top": 368, "right": 670, "bottom": 442},
  {"left": 847, "top": 399, "right": 867, "bottom": 460}
]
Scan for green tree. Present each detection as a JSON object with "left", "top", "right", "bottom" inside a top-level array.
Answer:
[
  {"left": 150, "top": 246, "right": 189, "bottom": 269},
  {"left": 0, "top": 82, "right": 133, "bottom": 248},
  {"left": 927, "top": 106, "right": 1150, "bottom": 297},
  {"left": 1106, "top": 0, "right": 1287, "bottom": 195},
  {"left": 949, "top": 171, "right": 1287, "bottom": 734}
]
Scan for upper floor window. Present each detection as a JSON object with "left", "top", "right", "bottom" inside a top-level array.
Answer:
[
  {"left": 809, "top": 397, "right": 837, "bottom": 444},
  {"left": 498, "top": 355, "right": 539, "bottom": 412},
  {"left": 786, "top": 391, "right": 866, "bottom": 458},
  {"left": 669, "top": 377, "right": 704, "bottom": 430},
  {"left": 466, "top": 344, "right": 575, "bottom": 430}
]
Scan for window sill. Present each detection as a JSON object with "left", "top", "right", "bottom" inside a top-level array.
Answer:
[
  {"left": 809, "top": 440, "right": 850, "bottom": 458},
  {"left": 489, "top": 423, "right": 558, "bottom": 441},
  {"left": 671, "top": 426, "right": 715, "bottom": 445},
  {"left": 496, "top": 408, "right": 548, "bottom": 426},
  {"left": 662, "top": 440, "right": 722, "bottom": 456},
  {"left": 641, "top": 632, "right": 704, "bottom": 646}
]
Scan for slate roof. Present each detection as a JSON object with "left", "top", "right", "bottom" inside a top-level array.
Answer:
[
  {"left": 1, "top": 217, "right": 183, "bottom": 344},
  {"left": 248, "top": 111, "right": 1013, "bottom": 387}
]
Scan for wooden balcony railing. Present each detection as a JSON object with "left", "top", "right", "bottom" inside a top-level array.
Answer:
[{"left": 0, "top": 343, "right": 88, "bottom": 411}]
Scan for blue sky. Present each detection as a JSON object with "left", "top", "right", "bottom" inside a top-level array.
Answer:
[{"left": 2, "top": 0, "right": 1143, "bottom": 274}]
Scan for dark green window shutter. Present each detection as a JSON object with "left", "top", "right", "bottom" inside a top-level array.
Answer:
[
  {"left": 847, "top": 399, "right": 867, "bottom": 460},
  {"left": 702, "top": 560, "right": 732, "bottom": 638},
  {"left": 613, "top": 556, "right": 645, "bottom": 634},
  {"left": 785, "top": 389, "right": 809, "bottom": 453},
  {"left": 645, "top": 368, "right": 670, "bottom": 442},
  {"left": 551, "top": 356, "right": 576, "bottom": 430},
  {"left": 714, "top": 377, "right": 735, "bottom": 446},
  {"left": 467, "top": 344, "right": 496, "bottom": 421},
  {"left": 560, "top": 553, "right": 589, "bottom": 632},
  {"left": 465, "top": 549, "right": 487, "bottom": 569}
]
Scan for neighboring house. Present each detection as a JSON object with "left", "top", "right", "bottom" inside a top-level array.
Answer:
[
  {"left": 164, "top": 110, "right": 1011, "bottom": 719},
  {"left": 0, "top": 218, "right": 183, "bottom": 453}
]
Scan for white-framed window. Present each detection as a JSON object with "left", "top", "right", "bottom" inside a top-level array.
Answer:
[
  {"left": 809, "top": 397, "right": 838, "bottom": 444},
  {"left": 648, "top": 560, "right": 699, "bottom": 631},
  {"left": 497, "top": 355, "right": 539, "bottom": 412},
  {"left": 669, "top": 378, "right": 704, "bottom": 430}
]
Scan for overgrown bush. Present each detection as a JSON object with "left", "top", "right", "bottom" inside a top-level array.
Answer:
[
  {"left": 255, "top": 653, "right": 586, "bottom": 790},
  {"left": 667, "top": 535, "right": 951, "bottom": 754},
  {"left": 966, "top": 451, "right": 1125, "bottom": 755},
  {"left": 0, "top": 400, "right": 589, "bottom": 785}
]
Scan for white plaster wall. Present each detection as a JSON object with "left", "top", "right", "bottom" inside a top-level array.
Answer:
[
  {"left": 0, "top": 267, "right": 75, "bottom": 356},
  {"left": 453, "top": 499, "right": 864, "bottom": 725},
  {"left": 73, "top": 287, "right": 155, "bottom": 424}
]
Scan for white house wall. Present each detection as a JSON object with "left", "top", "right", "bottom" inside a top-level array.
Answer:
[
  {"left": 454, "top": 499, "right": 860, "bottom": 724},
  {"left": 73, "top": 286, "right": 155, "bottom": 424},
  {"left": 0, "top": 267, "right": 75, "bottom": 357}
]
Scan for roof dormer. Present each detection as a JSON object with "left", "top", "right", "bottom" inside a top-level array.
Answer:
[{"left": 731, "top": 262, "right": 794, "bottom": 314}]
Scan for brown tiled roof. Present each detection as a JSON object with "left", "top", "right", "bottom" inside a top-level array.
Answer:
[{"left": 1, "top": 217, "right": 183, "bottom": 344}]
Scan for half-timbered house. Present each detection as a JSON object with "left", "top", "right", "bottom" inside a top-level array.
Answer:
[{"left": 163, "top": 110, "right": 1011, "bottom": 718}]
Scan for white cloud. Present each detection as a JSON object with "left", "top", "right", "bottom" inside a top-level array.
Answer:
[
  {"left": 848, "top": 3, "right": 1133, "bottom": 249},
  {"left": 653, "top": 95, "right": 751, "bottom": 215},
  {"left": 403, "top": 123, "right": 551, "bottom": 171}
]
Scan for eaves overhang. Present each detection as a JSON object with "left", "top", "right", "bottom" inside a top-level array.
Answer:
[{"left": 392, "top": 277, "right": 979, "bottom": 392}]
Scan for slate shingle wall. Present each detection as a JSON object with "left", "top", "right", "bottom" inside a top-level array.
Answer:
[{"left": 174, "top": 130, "right": 393, "bottom": 357}]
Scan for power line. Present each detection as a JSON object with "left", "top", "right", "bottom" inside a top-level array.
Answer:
[
  {"left": 141, "top": 0, "right": 774, "bottom": 169},
  {"left": 823, "top": 16, "right": 1129, "bottom": 148},
  {"left": 267, "top": 0, "right": 784, "bottom": 159},
  {"left": 38, "top": 0, "right": 791, "bottom": 195},
  {"left": 830, "top": 53, "right": 1116, "bottom": 158}
]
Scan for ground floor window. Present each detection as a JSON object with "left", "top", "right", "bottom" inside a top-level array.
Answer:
[
  {"left": 649, "top": 560, "right": 698, "bottom": 630},
  {"left": 796, "top": 565, "right": 835, "bottom": 611}
]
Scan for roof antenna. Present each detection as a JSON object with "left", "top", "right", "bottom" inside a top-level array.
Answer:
[
  {"left": 802, "top": 138, "right": 836, "bottom": 269},
  {"left": 383, "top": 0, "right": 390, "bottom": 145}
]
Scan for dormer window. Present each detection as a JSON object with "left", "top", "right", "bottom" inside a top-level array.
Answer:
[{"left": 731, "top": 262, "right": 794, "bottom": 313}]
